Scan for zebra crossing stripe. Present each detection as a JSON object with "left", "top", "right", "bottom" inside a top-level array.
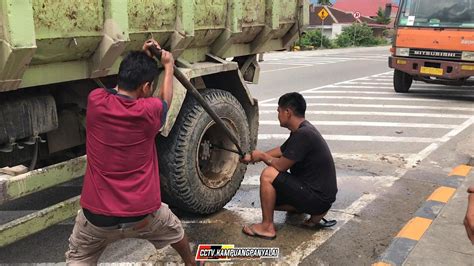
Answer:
[
  {"left": 259, "top": 103, "right": 474, "bottom": 112},
  {"left": 258, "top": 120, "right": 457, "bottom": 129},
  {"left": 301, "top": 90, "right": 474, "bottom": 99},
  {"left": 260, "top": 65, "right": 311, "bottom": 73},
  {"left": 258, "top": 110, "right": 473, "bottom": 119},
  {"left": 258, "top": 134, "right": 442, "bottom": 143}
]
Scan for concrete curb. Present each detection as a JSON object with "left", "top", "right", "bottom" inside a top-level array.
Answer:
[{"left": 373, "top": 165, "right": 472, "bottom": 266}]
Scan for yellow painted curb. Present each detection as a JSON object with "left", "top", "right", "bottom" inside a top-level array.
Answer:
[
  {"left": 448, "top": 165, "right": 472, "bottom": 177},
  {"left": 427, "top": 186, "right": 456, "bottom": 203},
  {"left": 396, "top": 217, "right": 432, "bottom": 241},
  {"left": 372, "top": 262, "right": 393, "bottom": 266}
]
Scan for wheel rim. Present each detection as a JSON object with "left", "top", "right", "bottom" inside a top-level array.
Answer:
[{"left": 196, "top": 119, "right": 240, "bottom": 189}]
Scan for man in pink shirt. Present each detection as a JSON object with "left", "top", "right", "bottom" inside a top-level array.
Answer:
[{"left": 66, "top": 40, "right": 195, "bottom": 265}]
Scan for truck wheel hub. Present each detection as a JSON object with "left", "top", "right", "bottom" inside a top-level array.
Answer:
[{"left": 197, "top": 120, "right": 239, "bottom": 189}]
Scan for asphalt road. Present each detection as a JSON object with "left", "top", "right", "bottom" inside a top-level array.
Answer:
[{"left": 1, "top": 46, "right": 473, "bottom": 264}]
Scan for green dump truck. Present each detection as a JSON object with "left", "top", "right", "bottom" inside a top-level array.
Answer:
[{"left": 0, "top": 0, "right": 309, "bottom": 246}]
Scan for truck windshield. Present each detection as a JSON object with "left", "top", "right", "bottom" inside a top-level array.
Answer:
[{"left": 398, "top": 0, "right": 474, "bottom": 28}]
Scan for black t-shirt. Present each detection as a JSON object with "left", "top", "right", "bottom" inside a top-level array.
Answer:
[{"left": 280, "top": 120, "right": 337, "bottom": 203}]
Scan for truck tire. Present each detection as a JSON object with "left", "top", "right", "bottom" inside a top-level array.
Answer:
[
  {"left": 157, "top": 89, "right": 250, "bottom": 214},
  {"left": 393, "top": 69, "right": 413, "bottom": 93}
]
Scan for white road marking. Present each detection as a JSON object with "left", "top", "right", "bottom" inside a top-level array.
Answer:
[
  {"left": 331, "top": 153, "right": 411, "bottom": 162},
  {"left": 238, "top": 55, "right": 471, "bottom": 263},
  {"left": 334, "top": 82, "right": 474, "bottom": 92},
  {"left": 258, "top": 134, "right": 442, "bottom": 143},
  {"left": 283, "top": 193, "right": 378, "bottom": 264},
  {"left": 339, "top": 82, "right": 439, "bottom": 87},
  {"left": 406, "top": 87, "right": 474, "bottom": 92},
  {"left": 403, "top": 117, "right": 474, "bottom": 170},
  {"left": 322, "top": 86, "right": 473, "bottom": 96},
  {"left": 301, "top": 90, "right": 474, "bottom": 99},
  {"left": 260, "top": 65, "right": 311, "bottom": 73},
  {"left": 310, "top": 57, "right": 353, "bottom": 60},
  {"left": 260, "top": 103, "right": 474, "bottom": 112},
  {"left": 290, "top": 56, "right": 388, "bottom": 62},
  {"left": 313, "top": 62, "right": 340, "bottom": 64},
  {"left": 258, "top": 71, "right": 394, "bottom": 104},
  {"left": 327, "top": 87, "right": 474, "bottom": 94},
  {"left": 259, "top": 110, "right": 473, "bottom": 119},
  {"left": 259, "top": 120, "right": 457, "bottom": 129},
  {"left": 241, "top": 175, "right": 261, "bottom": 186},
  {"left": 281, "top": 95, "right": 459, "bottom": 102},
  {"left": 281, "top": 116, "right": 473, "bottom": 264},
  {"left": 323, "top": 55, "right": 387, "bottom": 59},
  {"left": 260, "top": 62, "right": 313, "bottom": 66},
  {"left": 328, "top": 85, "right": 392, "bottom": 88},
  {"left": 358, "top": 79, "right": 395, "bottom": 82},
  {"left": 260, "top": 55, "right": 385, "bottom": 67},
  {"left": 242, "top": 174, "right": 400, "bottom": 186}
]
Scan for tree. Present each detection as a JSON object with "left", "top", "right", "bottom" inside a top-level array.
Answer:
[
  {"left": 317, "top": 0, "right": 332, "bottom": 5},
  {"left": 296, "top": 30, "right": 333, "bottom": 49},
  {"left": 375, "top": 7, "right": 391, "bottom": 25},
  {"left": 335, "top": 23, "right": 387, "bottom": 47}
]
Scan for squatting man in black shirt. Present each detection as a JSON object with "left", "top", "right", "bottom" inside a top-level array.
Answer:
[{"left": 241, "top": 92, "right": 338, "bottom": 240}]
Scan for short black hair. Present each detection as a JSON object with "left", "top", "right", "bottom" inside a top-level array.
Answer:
[
  {"left": 278, "top": 92, "right": 306, "bottom": 117},
  {"left": 117, "top": 51, "right": 159, "bottom": 91}
]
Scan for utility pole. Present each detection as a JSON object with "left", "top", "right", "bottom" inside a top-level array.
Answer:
[
  {"left": 353, "top": 24, "right": 357, "bottom": 46},
  {"left": 321, "top": 18, "right": 325, "bottom": 49}
]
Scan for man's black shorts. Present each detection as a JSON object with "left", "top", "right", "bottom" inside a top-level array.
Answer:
[{"left": 272, "top": 172, "right": 332, "bottom": 215}]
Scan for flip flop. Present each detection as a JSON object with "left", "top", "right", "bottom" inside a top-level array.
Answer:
[
  {"left": 242, "top": 225, "right": 277, "bottom": 240},
  {"left": 303, "top": 218, "right": 337, "bottom": 228}
]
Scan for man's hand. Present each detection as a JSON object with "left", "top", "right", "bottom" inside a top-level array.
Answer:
[
  {"left": 142, "top": 39, "right": 160, "bottom": 58},
  {"left": 251, "top": 150, "right": 264, "bottom": 163},
  {"left": 240, "top": 154, "right": 253, "bottom": 164},
  {"left": 142, "top": 39, "right": 174, "bottom": 106},
  {"left": 142, "top": 39, "right": 174, "bottom": 70},
  {"left": 239, "top": 150, "right": 263, "bottom": 164},
  {"left": 161, "top": 50, "right": 174, "bottom": 70},
  {"left": 465, "top": 186, "right": 474, "bottom": 245}
]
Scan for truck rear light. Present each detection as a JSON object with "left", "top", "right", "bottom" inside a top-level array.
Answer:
[
  {"left": 461, "top": 65, "right": 474, "bottom": 71},
  {"left": 461, "top": 52, "right": 474, "bottom": 61},
  {"left": 396, "top": 48, "right": 410, "bottom": 57}
]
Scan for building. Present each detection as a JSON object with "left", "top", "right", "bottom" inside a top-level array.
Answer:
[
  {"left": 308, "top": 5, "right": 388, "bottom": 39},
  {"left": 333, "top": 0, "right": 399, "bottom": 20}
]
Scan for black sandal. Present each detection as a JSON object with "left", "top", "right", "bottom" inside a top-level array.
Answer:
[{"left": 303, "top": 218, "right": 337, "bottom": 228}]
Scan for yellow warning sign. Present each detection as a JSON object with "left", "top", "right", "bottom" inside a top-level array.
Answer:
[{"left": 318, "top": 8, "right": 329, "bottom": 20}]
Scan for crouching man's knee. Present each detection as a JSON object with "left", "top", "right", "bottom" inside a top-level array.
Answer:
[{"left": 260, "top": 166, "right": 279, "bottom": 184}]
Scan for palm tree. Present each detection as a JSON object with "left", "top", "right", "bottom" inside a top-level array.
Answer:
[
  {"left": 317, "top": 0, "right": 332, "bottom": 6},
  {"left": 375, "top": 7, "right": 391, "bottom": 24}
]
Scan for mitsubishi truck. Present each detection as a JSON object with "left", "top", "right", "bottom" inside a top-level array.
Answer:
[
  {"left": 389, "top": 0, "right": 474, "bottom": 92},
  {"left": 0, "top": 0, "right": 309, "bottom": 246}
]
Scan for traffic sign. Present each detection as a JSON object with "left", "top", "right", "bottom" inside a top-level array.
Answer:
[
  {"left": 318, "top": 8, "right": 329, "bottom": 21},
  {"left": 353, "top": 11, "right": 361, "bottom": 19}
]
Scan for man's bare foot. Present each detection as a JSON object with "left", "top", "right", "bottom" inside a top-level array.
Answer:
[
  {"left": 242, "top": 223, "right": 276, "bottom": 240},
  {"left": 303, "top": 216, "right": 322, "bottom": 226},
  {"left": 303, "top": 212, "right": 327, "bottom": 227},
  {"left": 303, "top": 214, "right": 337, "bottom": 228}
]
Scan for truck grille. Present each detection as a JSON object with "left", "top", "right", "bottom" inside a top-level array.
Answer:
[{"left": 409, "top": 49, "right": 462, "bottom": 61}]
